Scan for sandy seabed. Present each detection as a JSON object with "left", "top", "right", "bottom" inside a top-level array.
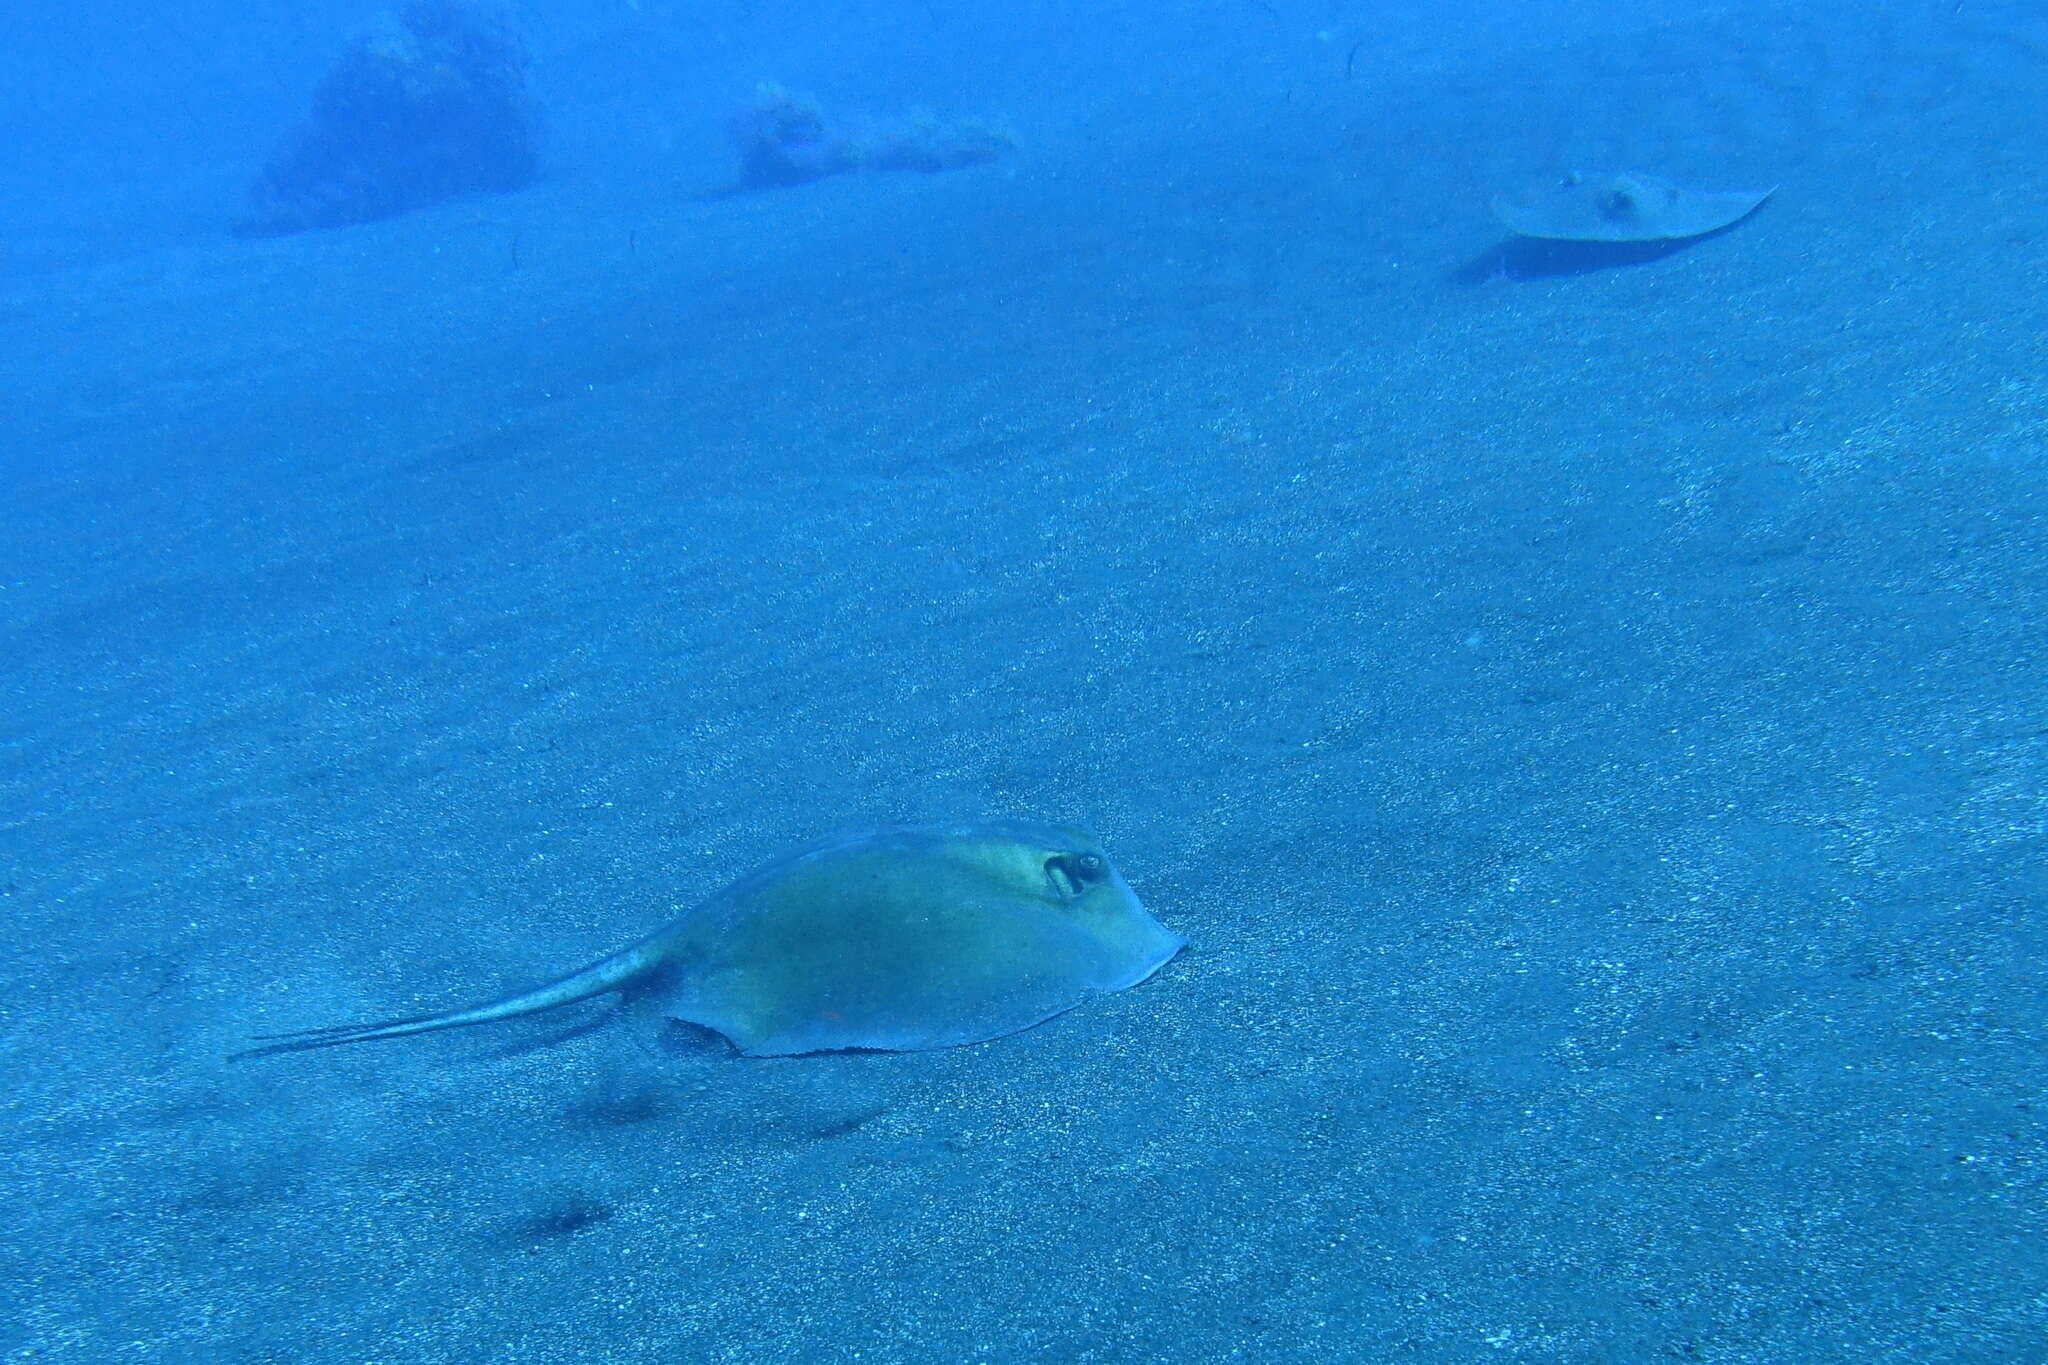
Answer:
[{"left": 2, "top": 4, "right": 2044, "bottom": 1362}]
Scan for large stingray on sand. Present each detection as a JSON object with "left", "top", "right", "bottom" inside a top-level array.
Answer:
[
  {"left": 241, "top": 820, "right": 1182, "bottom": 1059},
  {"left": 1492, "top": 171, "right": 1775, "bottom": 242}
]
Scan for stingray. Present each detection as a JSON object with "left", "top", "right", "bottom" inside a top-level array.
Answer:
[
  {"left": 1490, "top": 171, "right": 1775, "bottom": 242},
  {"left": 239, "top": 820, "right": 1183, "bottom": 1059}
]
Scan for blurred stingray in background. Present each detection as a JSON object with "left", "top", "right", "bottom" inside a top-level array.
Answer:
[{"left": 240, "top": 820, "right": 1183, "bottom": 1060}]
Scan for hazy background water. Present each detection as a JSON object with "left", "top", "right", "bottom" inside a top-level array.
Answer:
[{"left": 3, "top": 2, "right": 2043, "bottom": 1361}]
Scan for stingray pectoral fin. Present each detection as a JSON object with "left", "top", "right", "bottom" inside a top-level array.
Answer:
[{"left": 233, "top": 939, "right": 665, "bottom": 1060}]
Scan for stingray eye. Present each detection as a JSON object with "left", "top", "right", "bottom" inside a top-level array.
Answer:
[{"left": 1044, "top": 852, "right": 1107, "bottom": 899}]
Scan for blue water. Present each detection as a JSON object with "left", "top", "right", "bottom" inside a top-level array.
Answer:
[{"left": 3, "top": 1, "right": 2044, "bottom": 1361}]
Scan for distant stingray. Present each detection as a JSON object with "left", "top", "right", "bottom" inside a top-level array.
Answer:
[
  {"left": 239, "top": 820, "right": 1182, "bottom": 1059},
  {"left": 1491, "top": 172, "right": 1775, "bottom": 243}
]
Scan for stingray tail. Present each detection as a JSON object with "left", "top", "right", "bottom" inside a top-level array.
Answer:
[{"left": 234, "top": 939, "right": 666, "bottom": 1060}]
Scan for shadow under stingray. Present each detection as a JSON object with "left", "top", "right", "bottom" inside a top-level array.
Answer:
[{"left": 1449, "top": 224, "right": 1749, "bottom": 285}]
